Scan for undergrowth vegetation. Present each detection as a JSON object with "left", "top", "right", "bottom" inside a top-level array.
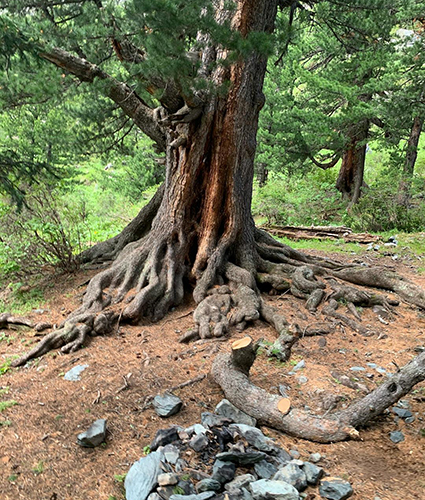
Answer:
[{"left": 0, "top": 140, "right": 424, "bottom": 314}]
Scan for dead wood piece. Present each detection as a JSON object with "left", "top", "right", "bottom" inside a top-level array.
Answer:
[
  {"left": 261, "top": 225, "right": 380, "bottom": 244},
  {"left": 0, "top": 313, "right": 33, "bottom": 329},
  {"left": 303, "top": 323, "right": 335, "bottom": 336},
  {"left": 211, "top": 345, "right": 425, "bottom": 443}
]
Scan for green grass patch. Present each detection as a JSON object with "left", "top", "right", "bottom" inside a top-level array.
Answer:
[{"left": 0, "top": 400, "right": 17, "bottom": 412}]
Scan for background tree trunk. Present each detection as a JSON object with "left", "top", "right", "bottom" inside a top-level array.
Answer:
[
  {"left": 336, "top": 119, "right": 369, "bottom": 206},
  {"left": 398, "top": 114, "right": 424, "bottom": 205}
]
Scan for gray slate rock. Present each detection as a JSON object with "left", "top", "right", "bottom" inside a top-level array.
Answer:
[
  {"left": 249, "top": 479, "right": 300, "bottom": 500},
  {"left": 225, "top": 474, "right": 256, "bottom": 492},
  {"left": 216, "top": 451, "right": 267, "bottom": 465},
  {"left": 274, "top": 448, "right": 293, "bottom": 465},
  {"left": 125, "top": 450, "right": 164, "bottom": 500},
  {"left": 229, "top": 424, "right": 275, "bottom": 452},
  {"left": 163, "top": 444, "right": 180, "bottom": 465},
  {"left": 201, "top": 412, "right": 232, "bottom": 428},
  {"left": 389, "top": 430, "right": 404, "bottom": 443},
  {"left": 64, "top": 364, "right": 89, "bottom": 381},
  {"left": 391, "top": 407, "right": 413, "bottom": 419},
  {"left": 157, "top": 485, "right": 175, "bottom": 500},
  {"left": 273, "top": 463, "right": 307, "bottom": 492},
  {"left": 190, "top": 433, "right": 209, "bottom": 452},
  {"left": 151, "top": 427, "right": 180, "bottom": 451},
  {"left": 212, "top": 459, "right": 236, "bottom": 484},
  {"left": 197, "top": 478, "right": 222, "bottom": 493},
  {"left": 309, "top": 453, "right": 321, "bottom": 463},
  {"left": 319, "top": 479, "right": 353, "bottom": 500},
  {"left": 158, "top": 473, "right": 178, "bottom": 486},
  {"left": 148, "top": 493, "right": 162, "bottom": 500},
  {"left": 254, "top": 460, "right": 278, "bottom": 479},
  {"left": 177, "top": 480, "right": 196, "bottom": 495},
  {"left": 154, "top": 393, "right": 183, "bottom": 417},
  {"left": 77, "top": 418, "right": 106, "bottom": 448},
  {"left": 216, "top": 399, "right": 257, "bottom": 426},
  {"left": 302, "top": 462, "right": 324, "bottom": 485},
  {"left": 186, "top": 424, "right": 207, "bottom": 436},
  {"left": 169, "top": 492, "right": 216, "bottom": 500}
]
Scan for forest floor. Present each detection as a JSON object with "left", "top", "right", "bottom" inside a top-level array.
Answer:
[{"left": 1, "top": 245, "right": 425, "bottom": 500}]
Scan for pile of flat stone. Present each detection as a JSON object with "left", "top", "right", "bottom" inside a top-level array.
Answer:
[{"left": 125, "top": 399, "right": 353, "bottom": 500}]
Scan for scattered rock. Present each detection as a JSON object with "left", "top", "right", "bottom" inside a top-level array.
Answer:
[
  {"left": 318, "top": 337, "right": 327, "bottom": 348},
  {"left": 289, "top": 450, "right": 300, "bottom": 459},
  {"left": 229, "top": 424, "right": 276, "bottom": 452},
  {"left": 225, "top": 474, "right": 256, "bottom": 492},
  {"left": 319, "top": 478, "right": 353, "bottom": 500},
  {"left": 254, "top": 460, "right": 278, "bottom": 479},
  {"left": 216, "top": 451, "right": 267, "bottom": 465},
  {"left": 391, "top": 407, "right": 413, "bottom": 419},
  {"left": 150, "top": 427, "right": 181, "bottom": 451},
  {"left": 153, "top": 393, "right": 183, "bottom": 418},
  {"left": 64, "top": 364, "right": 89, "bottom": 381},
  {"left": 215, "top": 399, "right": 257, "bottom": 426},
  {"left": 163, "top": 444, "right": 180, "bottom": 465},
  {"left": 125, "top": 450, "right": 164, "bottom": 500},
  {"left": 77, "top": 419, "right": 107, "bottom": 448},
  {"left": 169, "top": 492, "right": 216, "bottom": 500},
  {"left": 302, "top": 462, "right": 324, "bottom": 485},
  {"left": 389, "top": 431, "right": 405, "bottom": 443},
  {"left": 273, "top": 463, "right": 307, "bottom": 491},
  {"left": 158, "top": 473, "right": 178, "bottom": 486},
  {"left": 201, "top": 412, "right": 232, "bottom": 428},
  {"left": 197, "top": 478, "right": 222, "bottom": 492},
  {"left": 186, "top": 424, "right": 207, "bottom": 436},
  {"left": 288, "top": 360, "right": 305, "bottom": 374},
  {"left": 249, "top": 479, "right": 300, "bottom": 500},
  {"left": 189, "top": 433, "right": 209, "bottom": 452},
  {"left": 212, "top": 460, "right": 236, "bottom": 484},
  {"left": 349, "top": 366, "right": 365, "bottom": 372},
  {"left": 297, "top": 376, "right": 308, "bottom": 384},
  {"left": 309, "top": 453, "right": 321, "bottom": 463}
]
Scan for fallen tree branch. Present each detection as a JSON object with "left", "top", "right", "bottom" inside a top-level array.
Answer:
[
  {"left": 211, "top": 337, "right": 425, "bottom": 443},
  {"left": 0, "top": 313, "right": 33, "bottom": 328},
  {"left": 261, "top": 225, "right": 380, "bottom": 244}
]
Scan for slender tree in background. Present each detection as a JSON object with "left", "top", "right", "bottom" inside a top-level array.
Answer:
[{"left": 3, "top": 0, "right": 425, "bottom": 442}]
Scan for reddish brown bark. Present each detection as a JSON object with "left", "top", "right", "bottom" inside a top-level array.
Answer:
[{"left": 336, "top": 119, "right": 369, "bottom": 205}]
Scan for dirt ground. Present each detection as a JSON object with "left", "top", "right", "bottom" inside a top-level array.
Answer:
[{"left": 1, "top": 250, "right": 425, "bottom": 500}]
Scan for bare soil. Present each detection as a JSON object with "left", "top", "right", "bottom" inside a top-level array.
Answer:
[{"left": 1, "top": 251, "right": 425, "bottom": 500}]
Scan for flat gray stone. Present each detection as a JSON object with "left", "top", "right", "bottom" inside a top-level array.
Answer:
[
  {"left": 249, "top": 479, "right": 299, "bottom": 500},
  {"left": 201, "top": 412, "right": 232, "bottom": 428},
  {"left": 186, "top": 424, "right": 207, "bottom": 436},
  {"left": 151, "top": 427, "right": 180, "bottom": 451},
  {"left": 309, "top": 453, "right": 321, "bottom": 463},
  {"left": 229, "top": 424, "right": 275, "bottom": 452},
  {"left": 254, "top": 460, "right": 278, "bottom": 479},
  {"left": 153, "top": 393, "right": 183, "bottom": 417},
  {"left": 273, "top": 463, "right": 307, "bottom": 491},
  {"left": 302, "top": 462, "right": 324, "bottom": 485},
  {"left": 225, "top": 474, "right": 256, "bottom": 492},
  {"left": 216, "top": 399, "right": 257, "bottom": 426},
  {"left": 169, "top": 492, "right": 216, "bottom": 500},
  {"left": 197, "top": 478, "right": 222, "bottom": 492},
  {"left": 389, "top": 430, "right": 404, "bottom": 443},
  {"left": 158, "top": 473, "right": 178, "bottom": 486},
  {"left": 216, "top": 451, "right": 267, "bottom": 465},
  {"left": 189, "top": 433, "right": 209, "bottom": 452},
  {"left": 163, "top": 444, "right": 180, "bottom": 465},
  {"left": 212, "top": 459, "right": 236, "bottom": 484},
  {"left": 319, "top": 479, "right": 353, "bottom": 500},
  {"left": 349, "top": 367, "right": 365, "bottom": 372},
  {"left": 77, "top": 419, "right": 106, "bottom": 448},
  {"left": 125, "top": 450, "right": 164, "bottom": 500},
  {"left": 64, "top": 364, "right": 89, "bottom": 381},
  {"left": 391, "top": 407, "right": 413, "bottom": 419}
]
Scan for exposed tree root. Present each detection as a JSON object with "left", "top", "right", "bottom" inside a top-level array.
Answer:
[
  {"left": 11, "top": 221, "right": 425, "bottom": 381},
  {"left": 211, "top": 337, "right": 425, "bottom": 443}
]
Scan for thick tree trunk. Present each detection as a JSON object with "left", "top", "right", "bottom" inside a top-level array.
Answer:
[
  {"left": 398, "top": 114, "right": 424, "bottom": 205},
  {"left": 336, "top": 120, "right": 369, "bottom": 206}
]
